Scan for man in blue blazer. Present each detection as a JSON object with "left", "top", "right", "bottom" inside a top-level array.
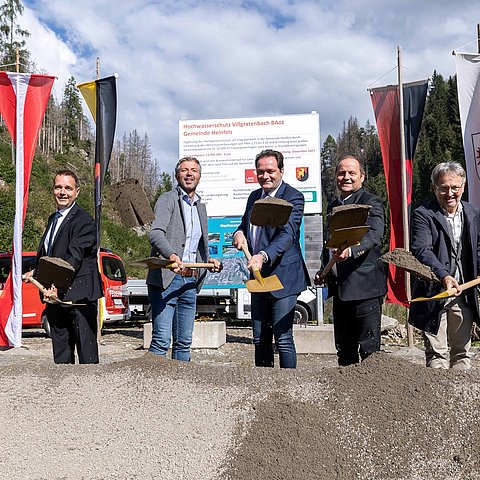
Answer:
[
  {"left": 233, "top": 149, "right": 310, "bottom": 369},
  {"left": 410, "top": 162, "right": 480, "bottom": 369},
  {"left": 26, "top": 170, "right": 103, "bottom": 364}
]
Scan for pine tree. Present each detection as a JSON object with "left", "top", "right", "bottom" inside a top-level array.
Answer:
[
  {"left": 0, "top": 0, "right": 30, "bottom": 71},
  {"left": 62, "top": 76, "right": 84, "bottom": 143}
]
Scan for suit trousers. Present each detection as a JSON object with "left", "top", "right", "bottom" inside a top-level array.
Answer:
[
  {"left": 47, "top": 303, "right": 99, "bottom": 364},
  {"left": 251, "top": 292, "right": 297, "bottom": 369},
  {"left": 423, "top": 297, "right": 474, "bottom": 370},
  {"left": 333, "top": 296, "right": 382, "bottom": 366}
]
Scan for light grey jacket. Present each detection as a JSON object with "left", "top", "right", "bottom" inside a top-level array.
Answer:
[{"left": 146, "top": 187, "right": 209, "bottom": 292}]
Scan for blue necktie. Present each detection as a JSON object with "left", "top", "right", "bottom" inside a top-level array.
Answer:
[{"left": 47, "top": 211, "right": 62, "bottom": 256}]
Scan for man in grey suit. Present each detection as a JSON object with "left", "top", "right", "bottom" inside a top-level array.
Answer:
[{"left": 146, "top": 156, "right": 222, "bottom": 361}]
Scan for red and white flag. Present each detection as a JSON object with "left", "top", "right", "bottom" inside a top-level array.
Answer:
[
  {"left": 455, "top": 52, "right": 480, "bottom": 207},
  {"left": 0, "top": 72, "right": 55, "bottom": 348},
  {"left": 370, "top": 80, "right": 428, "bottom": 306}
]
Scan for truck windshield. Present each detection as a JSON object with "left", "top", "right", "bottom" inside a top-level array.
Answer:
[{"left": 102, "top": 256, "right": 127, "bottom": 282}]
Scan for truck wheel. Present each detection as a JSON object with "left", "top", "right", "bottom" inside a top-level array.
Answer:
[
  {"left": 42, "top": 314, "right": 51, "bottom": 338},
  {"left": 294, "top": 303, "right": 309, "bottom": 325}
]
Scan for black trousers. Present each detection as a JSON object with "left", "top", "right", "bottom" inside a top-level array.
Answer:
[
  {"left": 333, "top": 296, "right": 383, "bottom": 366},
  {"left": 46, "top": 303, "right": 99, "bottom": 364}
]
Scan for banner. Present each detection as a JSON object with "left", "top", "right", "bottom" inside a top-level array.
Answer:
[
  {"left": 455, "top": 52, "right": 480, "bottom": 207},
  {"left": 0, "top": 73, "right": 55, "bottom": 347},
  {"left": 370, "top": 80, "right": 428, "bottom": 305},
  {"left": 77, "top": 75, "right": 117, "bottom": 245}
]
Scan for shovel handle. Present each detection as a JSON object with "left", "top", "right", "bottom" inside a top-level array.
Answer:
[
  {"left": 240, "top": 243, "right": 264, "bottom": 284},
  {"left": 315, "top": 243, "right": 349, "bottom": 284},
  {"left": 167, "top": 262, "right": 215, "bottom": 270},
  {"left": 317, "top": 256, "right": 337, "bottom": 282},
  {"left": 22, "top": 274, "right": 48, "bottom": 294},
  {"left": 22, "top": 274, "right": 62, "bottom": 304}
]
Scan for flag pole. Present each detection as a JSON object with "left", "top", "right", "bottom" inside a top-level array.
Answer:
[{"left": 397, "top": 46, "right": 414, "bottom": 348}]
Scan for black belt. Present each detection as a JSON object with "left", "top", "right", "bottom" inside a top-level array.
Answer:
[{"left": 178, "top": 268, "right": 197, "bottom": 278}]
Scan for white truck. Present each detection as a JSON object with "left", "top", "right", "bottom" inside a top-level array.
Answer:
[{"left": 127, "top": 279, "right": 321, "bottom": 324}]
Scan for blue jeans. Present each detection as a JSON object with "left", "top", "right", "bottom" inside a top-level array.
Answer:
[
  {"left": 148, "top": 276, "right": 197, "bottom": 361},
  {"left": 251, "top": 292, "right": 297, "bottom": 368}
]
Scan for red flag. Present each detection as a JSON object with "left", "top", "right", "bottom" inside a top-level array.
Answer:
[
  {"left": 0, "top": 73, "right": 55, "bottom": 347},
  {"left": 370, "top": 80, "right": 428, "bottom": 306}
]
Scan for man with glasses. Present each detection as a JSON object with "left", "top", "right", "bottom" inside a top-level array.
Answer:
[{"left": 410, "top": 161, "right": 480, "bottom": 369}]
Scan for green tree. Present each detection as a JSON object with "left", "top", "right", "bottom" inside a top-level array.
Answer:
[
  {"left": 412, "top": 71, "right": 463, "bottom": 207},
  {"left": 320, "top": 134, "right": 337, "bottom": 211},
  {"left": 62, "top": 76, "right": 84, "bottom": 143},
  {"left": 152, "top": 172, "right": 173, "bottom": 205},
  {"left": 0, "top": 0, "right": 30, "bottom": 71}
]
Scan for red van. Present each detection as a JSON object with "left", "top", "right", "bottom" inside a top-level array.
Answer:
[{"left": 0, "top": 249, "right": 130, "bottom": 334}]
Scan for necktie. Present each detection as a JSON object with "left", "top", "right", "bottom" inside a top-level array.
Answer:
[
  {"left": 47, "top": 211, "right": 62, "bottom": 256},
  {"left": 252, "top": 193, "right": 269, "bottom": 253}
]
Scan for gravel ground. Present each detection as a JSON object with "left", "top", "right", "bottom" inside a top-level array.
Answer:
[{"left": 2, "top": 325, "right": 480, "bottom": 479}]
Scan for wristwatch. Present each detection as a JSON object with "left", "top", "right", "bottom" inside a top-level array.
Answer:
[{"left": 258, "top": 251, "right": 269, "bottom": 264}]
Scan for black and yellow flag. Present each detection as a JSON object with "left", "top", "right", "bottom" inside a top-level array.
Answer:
[{"left": 77, "top": 75, "right": 117, "bottom": 245}]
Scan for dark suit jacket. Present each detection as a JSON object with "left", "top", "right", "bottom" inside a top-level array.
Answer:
[
  {"left": 236, "top": 181, "right": 310, "bottom": 299},
  {"left": 325, "top": 188, "right": 387, "bottom": 302},
  {"left": 35, "top": 203, "right": 103, "bottom": 303},
  {"left": 409, "top": 199, "right": 480, "bottom": 334}
]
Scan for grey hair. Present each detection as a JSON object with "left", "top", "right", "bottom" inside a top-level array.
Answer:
[
  {"left": 175, "top": 156, "right": 202, "bottom": 176},
  {"left": 431, "top": 162, "right": 466, "bottom": 186}
]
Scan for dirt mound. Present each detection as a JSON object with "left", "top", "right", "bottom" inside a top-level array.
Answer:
[
  {"left": 222, "top": 353, "right": 480, "bottom": 480},
  {"left": 2, "top": 330, "right": 480, "bottom": 479}
]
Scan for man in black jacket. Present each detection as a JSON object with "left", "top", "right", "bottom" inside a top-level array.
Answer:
[
  {"left": 25, "top": 170, "right": 102, "bottom": 364},
  {"left": 315, "top": 156, "right": 386, "bottom": 366}
]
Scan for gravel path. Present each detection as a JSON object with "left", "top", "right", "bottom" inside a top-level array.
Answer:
[{"left": 1, "top": 326, "right": 480, "bottom": 479}]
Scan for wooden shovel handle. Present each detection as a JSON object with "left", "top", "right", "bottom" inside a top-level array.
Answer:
[
  {"left": 240, "top": 243, "right": 264, "bottom": 284},
  {"left": 168, "top": 262, "right": 215, "bottom": 270},
  {"left": 22, "top": 274, "right": 62, "bottom": 303},
  {"left": 316, "top": 243, "right": 349, "bottom": 284},
  {"left": 317, "top": 256, "right": 336, "bottom": 282},
  {"left": 444, "top": 277, "right": 480, "bottom": 297}
]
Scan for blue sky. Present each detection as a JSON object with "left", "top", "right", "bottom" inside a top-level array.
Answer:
[{"left": 20, "top": 0, "right": 480, "bottom": 172}]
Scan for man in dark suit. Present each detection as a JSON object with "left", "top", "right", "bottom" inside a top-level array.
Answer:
[
  {"left": 233, "top": 149, "right": 310, "bottom": 369},
  {"left": 315, "top": 155, "right": 386, "bottom": 366},
  {"left": 25, "top": 169, "right": 102, "bottom": 364},
  {"left": 410, "top": 162, "right": 480, "bottom": 369}
]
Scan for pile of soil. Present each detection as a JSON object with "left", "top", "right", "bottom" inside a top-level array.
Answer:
[{"left": 1, "top": 328, "right": 480, "bottom": 479}]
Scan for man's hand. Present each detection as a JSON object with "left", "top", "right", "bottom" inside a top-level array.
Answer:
[
  {"left": 442, "top": 275, "right": 462, "bottom": 296},
  {"left": 208, "top": 258, "right": 223, "bottom": 273},
  {"left": 169, "top": 253, "right": 184, "bottom": 273},
  {"left": 23, "top": 270, "right": 34, "bottom": 282},
  {"left": 247, "top": 254, "right": 264, "bottom": 272},
  {"left": 233, "top": 231, "right": 246, "bottom": 250},
  {"left": 314, "top": 269, "right": 325, "bottom": 286},
  {"left": 332, "top": 247, "right": 350, "bottom": 262},
  {"left": 44, "top": 284, "right": 58, "bottom": 301}
]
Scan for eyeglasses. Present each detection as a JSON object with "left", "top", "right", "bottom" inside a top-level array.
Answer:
[{"left": 435, "top": 185, "right": 463, "bottom": 195}]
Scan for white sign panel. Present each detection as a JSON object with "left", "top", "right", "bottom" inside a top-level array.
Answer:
[{"left": 179, "top": 113, "right": 321, "bottom": 216}]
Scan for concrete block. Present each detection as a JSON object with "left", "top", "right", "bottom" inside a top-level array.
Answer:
[
  {"left": 143, "top": 322, "right": 152, "bottom": 350},
  {"left": 192, "top": 321, "right": 226, "bottom": 349},
  {"left": 293, "top": 324, "right": 336, "bottom": 354},
  {"left": 143, "top": 321, "right": 226, "bottom": 350}
]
